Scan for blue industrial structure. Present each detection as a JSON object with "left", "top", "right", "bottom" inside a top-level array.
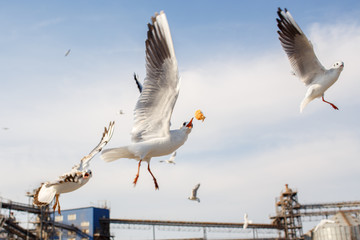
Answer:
[
  {"left": 2, "top": 185, "right": 360, "bottom": 239},
  {"left": 53, "top": 207, "right": 110, "bottom": 240}
]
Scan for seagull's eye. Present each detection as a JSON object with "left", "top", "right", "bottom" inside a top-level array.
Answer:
[{"left": 182, "top": 122, "right": 186, "bottom": 126}]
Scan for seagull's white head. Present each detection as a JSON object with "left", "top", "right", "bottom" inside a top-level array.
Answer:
[
  {"left": 180, "top": 118, "right": 194, "bottom": 133},
  {"left": 332, "top": 61, "right": 344, "bottom": 70},
  {"left": 83, "top": 170, "right": 92, "bottom": 179}
]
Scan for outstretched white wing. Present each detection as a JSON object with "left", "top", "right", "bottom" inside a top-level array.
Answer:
[
  {"left": 277, "top": 8, "right": 325, "bottom": 85},
  {"left": 191, "top": 183, "right": 200, "bottom": 198},
  {"left": 78, "top": 121, "right": 115, "bottom": 171},
  {"left": 243, "top": 213, "right": 252, "bottom": 229},
  {"left": 131, "top": 11, "right": 180, "bottom": 143},
  {"left": 168, "top": 152, "right": 176, "bottom": 163}
]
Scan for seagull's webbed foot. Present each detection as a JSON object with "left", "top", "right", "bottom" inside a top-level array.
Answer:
[
  {"left": 133, "top": 175, "right": 139, "bottom": 186},
  {"left": 153, "top": 178, "right": 159, "bottom": 190},
  {"left": 322, "top": 96, "right": 339, "bottom": 110},
  {"left": 133, "top": 160, "right": 142, "bottom": 187},
  {"left": 147, "top": 163, "right": 159, "bottom": 190},
  {"left": 329, "top": 103, "right": 339, "bottom": 110}
]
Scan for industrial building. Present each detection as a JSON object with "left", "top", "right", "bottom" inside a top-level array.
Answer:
[
  {"left": 1, "top": 185, "right": 360, "bottom": 239},
  {"left": 52, "top": 207, "right": 110, "bottom": 240},
  {"left": 311, "top": 212, "right": 360, "bottom": 240}
]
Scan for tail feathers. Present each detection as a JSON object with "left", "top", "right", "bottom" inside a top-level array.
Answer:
[
  {"left": 33, "top": 184, "right": 56, "bottom": 206},
  {"left": 300, "top": 98, "right": 312, "bottom": 113},
  {"left": 101, "top": 147, "right": 136, "bottom": 162}
]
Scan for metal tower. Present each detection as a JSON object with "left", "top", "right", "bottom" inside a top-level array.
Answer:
[{"left": 272, "top": 184, "right": 304, "bottom": 240}]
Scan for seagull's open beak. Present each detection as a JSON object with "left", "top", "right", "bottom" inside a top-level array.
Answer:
[{"left": 186, "top": 118, "right": 194, "bottom": 128}]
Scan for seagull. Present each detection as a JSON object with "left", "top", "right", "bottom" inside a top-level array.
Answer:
[
  {"left": 243, "top": 213, "right": 253, "bottom": 229},
  {"left": 159, "top": 152, "right": 176, "bottom": 164},
  {"left": 65, "top": 49, "right": 71, "bottom": 57},
  {"left": 33, "top": 121, "right": 115, "bottom": 214},
  {"left": 314, "top": 219, "right": 335, "bottom": 231},
  {"left": 188, "top": 183, "right": 200, "bottom": 202},
  {"left": 276, "top": 8, "right": 344, "bottom": 112},
  {"left": 101, "top": 11, "right": 194, "bottom": 190}
]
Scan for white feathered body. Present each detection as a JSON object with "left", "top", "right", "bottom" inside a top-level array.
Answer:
[
  {"left": 53, "top": 173, "right": 91, "bottom": 194},
  {"left": 34, "top": 172, "right": 91, "bottom": 205},
  {"left": 301, "top": 66, "right": 343, "bottom": 112},
  {"left": 102, "top": 128, "right": 190, "bottom": 163}
]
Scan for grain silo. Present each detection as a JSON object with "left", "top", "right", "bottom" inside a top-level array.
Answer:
[{"left": 312, "top": 212, "right": 360, "bottom": 240}]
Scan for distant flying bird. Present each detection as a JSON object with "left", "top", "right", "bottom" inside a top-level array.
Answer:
[
  {"left": 65, "top": 49, "right": 71, "bottom": 57},
  {"left": 119, "top": 110, "right": 125, "bottom": 115},
  {"left": 276, "top": 8, "right": 344, "bottom": 112},
  {"left": 133, "top": 73, "right": 143, "bottom": 93},
  {"left": 159, "top": 152, "right": 176, "bottom": 164},
  {"left": 33, "top": 122, "right": 115, "bottom": 214},
  {"left": 101, "top": 11, "right": 194, "bottom": 190},
  {"left": 314, "top": 219, "right": 335, "bottom": 231},
  {"left": 188, "top": 183, "right": 200, "bottom": 202},
  {"left": 243, "top": 213, "right": 253, "bottom": 229},
  {"left": 2, "top": 127, "right": 9, "bottom": 130}
]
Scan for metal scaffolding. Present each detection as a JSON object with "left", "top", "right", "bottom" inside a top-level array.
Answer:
[
  {"left": 271, "top": 184, "right": 304, "bottom": 240},
  {"left": 270, "top": 184, "right": 360, "bottom": 239},
  {"left": 300, "top": 201, "right": 360, "bottom": 220},
  {"left": 0, "top": 197, "right": 91, "bottom": 240},
  {"left": 3, "top": 184, "right": 360, "bottom": 239},
  {"left": 102, "top": 218, "right": 282, "bottom": 240}
]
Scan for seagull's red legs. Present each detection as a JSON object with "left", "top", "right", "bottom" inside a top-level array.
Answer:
[
  {"left": 133, "top": 160, "right": 142, "bottom": 186},
  {"left": 53, "top": 194, "right": 61, "bottom": 215},
  {"left": 52, "top": 194, "right": 58, "bottom": 211},
  {"left": 147, "top": 163, "right": 159, "bottom": 190},
  {"left": 57, "top": 198, "right": 61, "bottom": 215},
  {"left": 322, "top": 96, "right": 339, "bottom": 110}
]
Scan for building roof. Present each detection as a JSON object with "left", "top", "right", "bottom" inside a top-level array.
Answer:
[{"left": 315, "top": 211, "right": 360, "bottom": 232}]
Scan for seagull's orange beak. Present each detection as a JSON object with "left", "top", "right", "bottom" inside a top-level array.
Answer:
[{"left": 186, "top": 118, "right": 194, "bottom": 128}]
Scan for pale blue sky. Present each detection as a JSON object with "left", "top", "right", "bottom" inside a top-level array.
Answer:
[{"left": 1, "top": 1, "right": 360, "bottom": 239}]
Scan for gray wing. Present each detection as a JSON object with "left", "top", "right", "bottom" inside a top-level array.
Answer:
[
  {"left": 79, "top": 121, "right": 115, "bottom": 171},
  {"left": 277, "top": 8, "right": 325, "bottom": 85},
  {"left": 131, "top": 11, "right": 180, "bottom": 143},
  {"left": 192, "top": 183, "right": 200, "bottom": 197}
]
